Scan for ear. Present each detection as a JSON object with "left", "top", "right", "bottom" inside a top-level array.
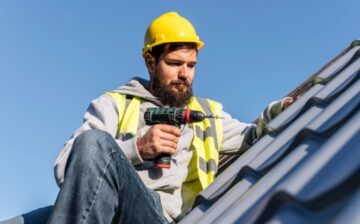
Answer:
[{"left": 144, "top": 54, "right": 155, "bottom": 77}]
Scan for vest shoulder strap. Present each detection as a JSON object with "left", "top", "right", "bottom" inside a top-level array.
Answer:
[
  {"left": 105, "top": 92, "right": 126, "bottom": 138},
  {"left": 105, "top": 92, "right": 141, "bottom": 139}
]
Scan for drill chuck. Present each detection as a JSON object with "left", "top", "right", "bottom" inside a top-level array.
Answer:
[{"left": 187, "top": 110, "right": 206, "bottom": 122}]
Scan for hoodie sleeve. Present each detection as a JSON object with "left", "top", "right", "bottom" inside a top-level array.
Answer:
[
  {"left": 54, "top": 94, "right": 143, "bottom": 186},
  {"left": 220, "top": 98, "right": 287, "bottom": 155},
  {"left": 220, "top": 110, "right": 256, "bottom": 154}
]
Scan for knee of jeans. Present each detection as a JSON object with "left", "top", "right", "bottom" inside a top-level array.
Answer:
[
  {"left": 77, "top": 129, "right": 113, "bottom": 144},
  {"left": 71, "top": 129, "right": 115, "bottom": 163}
]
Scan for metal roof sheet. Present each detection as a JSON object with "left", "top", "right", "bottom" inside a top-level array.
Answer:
[{"left": 181, "top": 38, "right": 360, "bottom": 224}]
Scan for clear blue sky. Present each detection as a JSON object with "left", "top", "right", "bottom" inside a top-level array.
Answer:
[{"left": 0, "top": 0, "right": 359, "bottom": 220}]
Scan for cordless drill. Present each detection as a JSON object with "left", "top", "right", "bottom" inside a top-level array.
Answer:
[{"left": 144, "top": 107, "right": 221, "bottom": 169}]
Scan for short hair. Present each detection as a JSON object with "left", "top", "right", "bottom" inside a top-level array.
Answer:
[{"left": 149, "top": 42, "right": 198, "bottom": 64}]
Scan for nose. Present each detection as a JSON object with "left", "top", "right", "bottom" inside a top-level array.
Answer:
[{"left": 178, "top": 64, "right": 189, "bottom": 79}]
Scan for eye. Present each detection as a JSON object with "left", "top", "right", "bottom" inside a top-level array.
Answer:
[{"left": 166, "top": 61, "right": 181, "bottom": 66}]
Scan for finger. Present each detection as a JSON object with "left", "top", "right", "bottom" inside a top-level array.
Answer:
[
  {"left": 160, "top": 138, "right": 177, "bottom": 149},
  {"left": 157, "top": 145, "right": 177, "bottom": 155},
  {"left": 159, "top": 132, "right": 179, "bottom": 144},
  {"left": 157, "top": 124, "right": 181, "bottom": 137}
]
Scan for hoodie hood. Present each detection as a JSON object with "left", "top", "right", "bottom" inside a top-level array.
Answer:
[{"left": 115, "top": 76, "right": 164, "bottom": 106}]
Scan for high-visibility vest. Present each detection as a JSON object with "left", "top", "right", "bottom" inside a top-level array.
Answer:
[{"left": 105, "top": 92, "right": 223, "bottom": 203}]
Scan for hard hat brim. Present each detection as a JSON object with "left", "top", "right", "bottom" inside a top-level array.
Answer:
[{"left": 142, "top": 40, "right": 204, "bottom": 57}]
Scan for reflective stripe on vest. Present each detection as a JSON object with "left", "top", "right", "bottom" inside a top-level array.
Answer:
[
  {"left": 105, "top": 92, "right": 222, "bottom": 204},
  {"left": 184, "top": 97, "right": 223, "bottom": 188},
  {"left": 181, "top": 97, "right": 223, "bottom": 209}
]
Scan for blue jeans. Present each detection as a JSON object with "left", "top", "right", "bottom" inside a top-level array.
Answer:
[
  {"left": 0, "top": 206, "right": 53, "bottom": 224},
  {"left": 1, "top": 130, "right": 168, "bottom": 224}
]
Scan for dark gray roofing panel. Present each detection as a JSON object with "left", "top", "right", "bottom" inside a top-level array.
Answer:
[
  {"left": 181, "top": 39, "right": 360, "bottom": 224},
  {"left": 316, "top": 47, "right": 359, "bottom": 81},
  {"left": 332, "top": 188, "right": 360, "bottom": 224},
  {"left": 225, "top": 108, "right": 360, "bottom": 223}
]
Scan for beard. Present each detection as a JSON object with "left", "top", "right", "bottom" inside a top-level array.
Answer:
[{"left": 152, "top": 75, "right": 193, "bottom": 107}]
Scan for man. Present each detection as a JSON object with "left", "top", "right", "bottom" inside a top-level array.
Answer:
[{"left": 48, "top": 12, "right": 292, "bottom": 223}]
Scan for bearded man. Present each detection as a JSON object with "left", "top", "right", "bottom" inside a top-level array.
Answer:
[{"left": 47, "top": 12, "right": 292, "bottom": 224}]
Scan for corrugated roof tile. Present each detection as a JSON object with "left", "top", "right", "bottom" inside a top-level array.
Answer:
[{"left": 181, "top": 38, "right": 360, "bottom": 224}]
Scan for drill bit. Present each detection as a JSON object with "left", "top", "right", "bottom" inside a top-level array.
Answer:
[{"left": 205, "top": 114, "right": 224, "bottom": 119}]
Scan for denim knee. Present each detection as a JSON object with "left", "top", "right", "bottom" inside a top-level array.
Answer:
[
  {"left": 66, "top": 129, "right": 117, "bottom": 171},
  {"left": 75, "top": 129, "right": 113, "bottom": 147}
]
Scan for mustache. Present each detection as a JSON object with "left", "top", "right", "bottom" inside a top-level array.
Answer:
[{"left": 170, "top": 79, "right": 190, "bottom": 86}]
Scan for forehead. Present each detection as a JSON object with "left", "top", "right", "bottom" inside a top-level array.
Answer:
[{"left": 162, "top": 48, "right": 198, "bottom": 61}]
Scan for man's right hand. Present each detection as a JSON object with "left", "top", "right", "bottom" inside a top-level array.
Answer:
[{"left": 136, "top": 124, "right": 181, "bottom": 160}]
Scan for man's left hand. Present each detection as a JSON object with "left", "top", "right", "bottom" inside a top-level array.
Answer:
[{"left": 281, "top": 97, "right": 294, "bottom": 110}]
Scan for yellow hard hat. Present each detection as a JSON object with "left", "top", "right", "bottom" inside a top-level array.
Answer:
[{"left": 142, "top": 12, "right": 204, "bottom": 57}]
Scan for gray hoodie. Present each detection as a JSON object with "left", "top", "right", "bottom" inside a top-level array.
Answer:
[{"left": 54, "top": 77, "right": 260, "bottom": 222}]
